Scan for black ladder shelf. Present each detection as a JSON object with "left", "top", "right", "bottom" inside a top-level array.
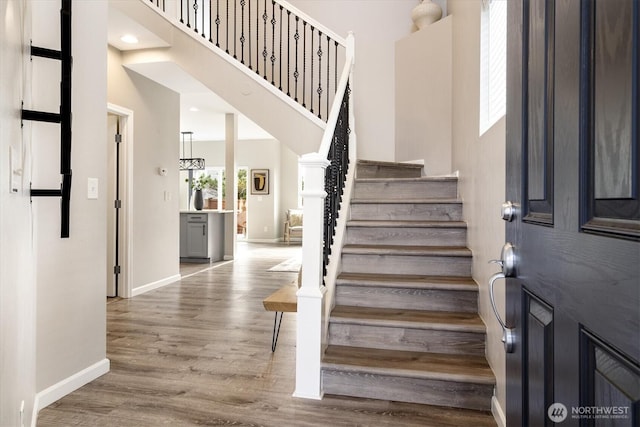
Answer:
[{"left": 23, "top": 0, "right": 72, "bottom": 238}]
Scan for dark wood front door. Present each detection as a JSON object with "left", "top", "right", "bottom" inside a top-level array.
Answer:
[{"left": 505, "top": 0, "right": 640, "bottom": 425}]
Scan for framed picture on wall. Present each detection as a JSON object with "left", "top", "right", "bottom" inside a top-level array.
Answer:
[{"left": 251, "top": 169, "right": 269, "bottom": 195}]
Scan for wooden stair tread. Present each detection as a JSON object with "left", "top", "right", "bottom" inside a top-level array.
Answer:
[
  {"left": 330, "top": 305, "right": 486, "bottom": 333},
  {"left": 337, "top": 272, "right": 478, "bottom": 291},
  {"left": 322, "top": 345, "right": 495, "bottom": 385},
  {"left": 351, "top": 198, "right": 461, "bottom": 204},
  {"left": 342, "top": 244, "right": 472, "bottom": 257},
  {"left": 347, "top": 220, "right": 467, "bottom": 228}
]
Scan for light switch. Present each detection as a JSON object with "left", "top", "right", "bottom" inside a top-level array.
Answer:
[
  {"left": 10, "top": 146, "right": 20, "bottom": 193},
  {"left": 87, "top": 178, "right": 98, "bottom": 199}
]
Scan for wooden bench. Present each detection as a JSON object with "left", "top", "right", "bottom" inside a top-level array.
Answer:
[{"left": 262, "top": 280, "right": 298, "bottom": 352}]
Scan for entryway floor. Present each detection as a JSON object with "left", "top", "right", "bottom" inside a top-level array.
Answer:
[{"left": 37, "top": 242, "right": 495, "bottom": 427}]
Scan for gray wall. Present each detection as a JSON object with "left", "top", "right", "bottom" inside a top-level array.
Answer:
[{"left": 108, "top": 46, "right": 181, "bottom": 292}]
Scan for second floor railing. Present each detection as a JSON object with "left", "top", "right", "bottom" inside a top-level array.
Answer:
[{"left": 148, "top": 0, "right": 347, "bottom": 122}]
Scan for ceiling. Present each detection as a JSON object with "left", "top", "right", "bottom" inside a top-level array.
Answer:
[{"left": 107, "top": 4, "right": 273, "bottom": 142}]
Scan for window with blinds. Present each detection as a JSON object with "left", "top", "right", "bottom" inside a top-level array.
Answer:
[{"left": 479, "top": 0, "right": 507, "bottom": 135}]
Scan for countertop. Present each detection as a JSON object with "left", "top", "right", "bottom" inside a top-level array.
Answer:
[{"left": 180, "top": 210, "right": 235, "bottom": 214}]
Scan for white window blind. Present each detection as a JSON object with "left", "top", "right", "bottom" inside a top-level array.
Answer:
[{"left": 479, "top": 0, "right": 507, "bottom": 135}]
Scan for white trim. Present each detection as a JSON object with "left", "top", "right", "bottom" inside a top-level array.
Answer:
[
  {"left": 107, "top": 103, "right": 134, "bottom": 298},
  {"left": 243, "top": 238, "right": 281, "bottom": 243},
  {"left": 131, "top": 274, "right": 181, "bottom": 297},
  {"left": 492, "top": 395, "right": 507, "bottom": 427},
  {"left": 31, "top": 359, "right": 110, "bottom": 427}
]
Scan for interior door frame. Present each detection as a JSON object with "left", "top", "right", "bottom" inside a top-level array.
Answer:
[{"left": 107, "top": 103, "right": 134, "bottom": 298}]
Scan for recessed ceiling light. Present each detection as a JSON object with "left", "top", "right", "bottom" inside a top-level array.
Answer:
[
  {"left": 189, "top": 107, "right": 199, "bottom": 112},
  {"left": 120, "top": 34, "right": 139, "bottom": 44}
]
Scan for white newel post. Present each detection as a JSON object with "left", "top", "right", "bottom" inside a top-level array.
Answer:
[{"left": 294, "top": 152, "right": 330, "bottom": 399}]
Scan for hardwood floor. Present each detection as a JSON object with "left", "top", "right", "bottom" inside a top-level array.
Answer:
[{"left": 38, "top": 242, "right": 495, "bottom": 427}]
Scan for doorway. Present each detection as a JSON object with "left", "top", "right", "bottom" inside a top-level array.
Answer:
[{"left": 106, "top": 104, "right": 133, "bottom": 298}]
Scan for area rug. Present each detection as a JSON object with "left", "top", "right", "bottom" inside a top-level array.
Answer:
[{"left": 268, "top": 257, "right": 302, "bottom": 272}]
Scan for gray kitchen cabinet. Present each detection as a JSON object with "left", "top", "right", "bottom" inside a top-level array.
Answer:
[{"left": 180, "top": 212, "right": 225, "bottom": 263}]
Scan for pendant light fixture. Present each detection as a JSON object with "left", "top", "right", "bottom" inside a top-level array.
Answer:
[{"left": 179, "top": 131, "right": 205, "bottom": 170}]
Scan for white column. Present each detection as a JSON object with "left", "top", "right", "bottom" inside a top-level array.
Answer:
[
  {"left": 224, "top": 113, "right": 237, "bottom": 260},
  {"left": 293, "top": 152, "right": 329, "bottom": 400}
]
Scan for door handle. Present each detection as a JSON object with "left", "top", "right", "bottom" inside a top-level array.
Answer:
[
  {"left": 488, "top": 272, "right": 516, "bottom": 353},
  {"left": 488, "top": 242, "right": 517, "bottom": 353},
  {"left": 501, "top": 201, "right": 518, "bottom": 222},
  {"left": 202, "top": 224, "right": 205, "bottom": 236}
]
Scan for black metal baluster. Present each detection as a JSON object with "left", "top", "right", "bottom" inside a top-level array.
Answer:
[
  {"left": 310, "top": 26, "right": 314, "bottom": 114},
  {"left": 326, "top": 35, "right": 330, "bottom": 120},
  {"left": 317, "top": 30, "right": 322, "bottom": 119},
  {"left": 302, "top": 21, "right": 307, "bottom": 108},
  {"left": 202, "top": 0, "right": 205, "bottom": 37},
  {"left": 334, "top": 40, "right": 338, "bottom": 96},
  {"left": 225, "top": 0, "right": 230, "bottom": 54},
  {"left": 209, "top": 0, "right": 213, "bottom": 42},
  {"left": 180, "top": 0, "right": 184, "bottom": 23},
  {"left": 186, "top": 0, "right": 191, "bottom": 27},
  {"left": 256, "top": 0, "right": 260, "bottom": 74},
  {"left": 294, "top": 17, "right": 299, "bottom": 101},
  {"left": 233, "top": 0, "right": 237, "bottom": 58},
  {"left": 240, "top": 0, "right": 246, "bottom": 63},
  {"left": 194, "top": 0, "right": 198, "bottom": 33},
  {"left": 286, "top": 10, "right": 291, "bottom": 96},
  {"left": 248, "top": 0, "right": 252, "bottom": 69},
  {"left": 278, "top": 5, "right": 283, "bottom": 91},
  {"left": 270, "top": 1, "right": 276, "bottom": 85},
  {"left": 262, "top": 0, "right": 267, "bottom": 79},
  {"left": 215, "top": 0, "right": 220, "bottom": 47}
]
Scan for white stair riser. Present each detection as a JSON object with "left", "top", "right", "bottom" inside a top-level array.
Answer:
[
  {"left": 354, "top": 181, "right": 457, "bottom": 199},
  {"left": 341, "top": 253, "right": 471, "bottom": 276},
  {"left": 346, "top": 226, "right": 466, "bottom": 246},
  {"left": 335, "top": 285, "right": 478, "bottom": 313},
  {"left": 350, "top": 203, "right": 462, "bottom": 221},
  {"left": 322, "top": 370, "right": 493, "bottom": 411},
  {"left": 328, "top": 323, "right": 485, "bottom": 356}
]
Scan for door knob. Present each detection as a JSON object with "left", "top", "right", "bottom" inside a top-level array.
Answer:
[
  {"left": 490, "top": 242, "right": 517, "bottom": 277},
  {"left": 488, "top": 242, "right": 518, "bottom": 353},
  {"left": 501, "top": 201, "right": 518, "bottom": 222}
]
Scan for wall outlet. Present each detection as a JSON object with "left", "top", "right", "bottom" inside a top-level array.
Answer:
[
  {"left": 263, "top": 226, "right": 268, "bottom": 232},
  {"left": 164, "top": 190, "right": 171, "bottom": 201}
]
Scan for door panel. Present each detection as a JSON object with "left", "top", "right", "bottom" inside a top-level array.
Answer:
[{"left": 506, "top": 0, "right": 640, "bottom": 425}]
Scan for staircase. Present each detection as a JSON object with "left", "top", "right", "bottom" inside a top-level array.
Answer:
[{"left": 322, "top": 160, "right": 495, "bottom": 413}]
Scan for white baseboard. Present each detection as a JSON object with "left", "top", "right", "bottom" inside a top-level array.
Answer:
[
  {"left": 244, "top": 238, "right": 282, "bottom": 243},
  {"left": 32, "top": 358, "right": 110, "bottom": 426},
  {"left": 492, "top": 395, "right": 506, "bottom": 427},
  {"left": 131, "top": 274, "right": 181, "bottom": 297}
]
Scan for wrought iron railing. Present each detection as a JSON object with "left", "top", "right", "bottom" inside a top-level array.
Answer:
[
  {"left": 148, "top": 0, "right": 346, "bottom": 121},
  {"left": 322, "top": 83, "right": 350, "bottom": 280}
]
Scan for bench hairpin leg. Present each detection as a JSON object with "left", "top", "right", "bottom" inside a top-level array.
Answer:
[{"left": 271, "top": 311, "right": 284, "bottom": 352}]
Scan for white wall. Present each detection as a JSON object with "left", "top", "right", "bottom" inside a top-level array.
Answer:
[
  {"left": 395, "top": 16, "right": 452, "bottom": 174},
  {"left": 29, "top": 0, "right": 109, "bottom": 409},
  {"left": 0, "top": 1, "right": 37, "bottom": 425},
  {"left": 108, "top": 46, "right": 181, "bottom": 293},
  {"left": 449, "top": 0, "right": 507, "bottom": 419}
]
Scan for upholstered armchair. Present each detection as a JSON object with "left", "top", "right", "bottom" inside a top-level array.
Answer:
[{"left": 283, "top": 209, "right": 303, "bottom": 244}]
